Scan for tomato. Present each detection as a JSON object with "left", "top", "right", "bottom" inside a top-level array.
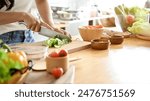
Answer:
[
  {"left": 52, "top": 67, "right": 64, "bottom": 78},
  {"left": 126, "top": 14, "right": 135, "bottom": 25},
  {"left": 58, "top": 49, "right": 68, "bottom": 57},
  {"left": 49, "top": 51, "right": 59, "bottom": 57}
]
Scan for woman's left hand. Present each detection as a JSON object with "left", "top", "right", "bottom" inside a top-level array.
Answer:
[
  {"left": 53, "top": 28, "right": 71, "bottom": 38},
  {"left": 41, "top": 21, "right": 71, "bottom": 38}
]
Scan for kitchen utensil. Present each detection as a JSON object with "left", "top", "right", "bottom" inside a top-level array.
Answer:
[
  {"left": 110, "top": 34, "right": 124, "bottom": 44},
  {"left": 91, "top": 39, "right": 109, "bottom": 50},
  {"left": 39, "top": 26, "right": 71, "bottom": 41},
  {"left": 79, "top": 26, "right": 104, "bottom": 41},
  {"left": 32, "top": 57, "right": 81, "bottom": 71},
  {"left": 46, "top": 55, "right": 69, "bottom": 73},
  {"left": 10, "top": 45, "right": 48, "bottom": 60},
  {"left": 18, "top": 22, "right": 71, "bottom": 41}
]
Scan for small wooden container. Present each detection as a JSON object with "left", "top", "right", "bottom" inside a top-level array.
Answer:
[
  {"left": 46, "top": 56, "right": 69, "bottom": 73},
  {"left": 91, "top": 39, "right": 109, "bottom": 50},
  {"left": 110, "top": 34, "right": 124, "bottom": 44}
]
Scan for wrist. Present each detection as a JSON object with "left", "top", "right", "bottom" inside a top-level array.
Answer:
[{"left": 20, "top": 12, "right": 27, "bottom": 22}]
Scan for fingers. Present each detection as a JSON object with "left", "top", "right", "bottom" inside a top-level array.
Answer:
[
  {"left": 54, "top": 28, "right": 64, "bottom": 34},
  {"left": 30, "top": 20, "right": 41, "bottom": 32},
  {"left": 23, "top": 13, "right": 41, "bottom": 32},
  {"left": 54, "top": 28, "right": 72, "bottom": 38}
]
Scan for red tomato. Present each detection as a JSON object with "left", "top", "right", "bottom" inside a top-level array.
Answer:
[
  {"left": 58, "top": 49, "right": 68, "bottom": 57},
  {"left": 52, "top": 67, "right": 64, "bottom": 78},
  {"left": 126, "top": 14, "right": 135, "bottom": 25},
  {"left": 49, "top": 51, "right": 59, "bottom": 57}
]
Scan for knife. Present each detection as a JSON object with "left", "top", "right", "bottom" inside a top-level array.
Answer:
[
  {"left": 39, "top": 26, "right": 72, "bottom": 41},
  {"left": 18, "top": 22, "right": 72, "bottom": 41}
]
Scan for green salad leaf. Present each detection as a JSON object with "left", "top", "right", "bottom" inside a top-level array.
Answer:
[
  {"left": 128, "top": 20, "right": 150, "bottom": 36},
  {"left": 44, "top": 35, "right": 71, "bottom": 48},
  {"left": 114, "top": 4, "right": 149, "bottom": 33}
]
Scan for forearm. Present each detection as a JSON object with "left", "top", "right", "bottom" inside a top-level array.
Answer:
[
  {"left": 0, "top": 12, "right": 24, "bottom": 25},
  {"left": 35, "top": 0, "right": 55, "bottom": 27}
]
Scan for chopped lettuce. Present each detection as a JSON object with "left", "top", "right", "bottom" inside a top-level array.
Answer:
[{"left": 44, "top": 36, "right": 71, "bottom": 48}]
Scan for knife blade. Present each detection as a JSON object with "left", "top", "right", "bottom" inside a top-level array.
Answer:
[
  {"left": 39, "top": 26, "right": 71, "bottom": 41},
  {"left": 18, "top": 22, "right": 71, "bottom": 41}
]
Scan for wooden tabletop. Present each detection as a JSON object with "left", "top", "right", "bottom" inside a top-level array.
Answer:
[{"left": 31, "top": 37, "right": 150, "bottom": 84}]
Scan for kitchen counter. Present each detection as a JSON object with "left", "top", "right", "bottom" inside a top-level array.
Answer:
[{"left": 28, "top": 37, "right": 150, "bottom": 84}]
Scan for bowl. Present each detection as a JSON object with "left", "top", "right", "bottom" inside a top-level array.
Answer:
[
  {"left": 46, "top": 56, "right": 69, "bottom": 73},
  {"left": 110, "top": 34, "right": 124, "bottom": 44},
  {"left": 79, "top": 25, "right": 104, "bottom": 41},
  {"left": 91, "top": 39, "right": 109, "bottom": 50}
]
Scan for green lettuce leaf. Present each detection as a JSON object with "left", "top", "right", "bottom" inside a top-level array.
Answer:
[{"left": 128, "top": 20, "right": 150, "bottom": 36}]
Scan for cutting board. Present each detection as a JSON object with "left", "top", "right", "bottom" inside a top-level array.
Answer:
[
  {"left": 11, "top": 40, "right": 91, "bottom": 54},
  {"left": 136, "top": 34, "right": 150, "bottom": 41},
  {"left": 32, "top": 40, "right": 91, "bottom": 53},
  {"left": 19, "top": 65, "right": 75, "bottom": 84}
]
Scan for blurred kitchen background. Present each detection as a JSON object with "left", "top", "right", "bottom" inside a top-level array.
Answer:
[{"left": 33, "top": 0, "right": 148, "bottom": 42}]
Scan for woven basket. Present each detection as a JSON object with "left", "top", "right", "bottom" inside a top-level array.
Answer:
[{"left": 79, "top": 26, "right": 104, "bottom": 41}]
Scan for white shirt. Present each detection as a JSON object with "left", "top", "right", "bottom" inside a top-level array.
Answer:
[{"left": 0, "top": 0, "right": 35, "bottom": 34}]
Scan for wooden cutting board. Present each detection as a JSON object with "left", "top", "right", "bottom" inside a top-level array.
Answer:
[
  {"left": 136, "top": 34, "right": 150, "bottom": 41},
  {"left": 32, "top": 40, "right": 91, "bottom": 53},
  {"left": 11, "top": 40, "right": 91, "bottom": 57},
  {"left": 19, "top": 65, "right": 75, "bottom": 84}
]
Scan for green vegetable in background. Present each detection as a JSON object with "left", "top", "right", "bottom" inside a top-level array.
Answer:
[
  {"left": 114, "top": 4, "right": 149, "bottom": 32},
  {"left": 128, "top": 20, "right": 150, "bottom": 36}
]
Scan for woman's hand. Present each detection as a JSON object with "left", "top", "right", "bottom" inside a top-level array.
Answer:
[
  {"left": 22, "top": 12, "right": 71, "bottom": 38},
  {"left": 53, "top": 28, "right": 71, "bottom": 38},
  {"left": 41, "top": 22, "right": 71, "bottom": 38},
  {"left": 22, "top": 12, "right": 40, "bottom": 32}
]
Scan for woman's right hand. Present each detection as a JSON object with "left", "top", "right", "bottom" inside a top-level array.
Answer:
[{"left": 22, "top": 12, "right": 53, "bottom": 32}]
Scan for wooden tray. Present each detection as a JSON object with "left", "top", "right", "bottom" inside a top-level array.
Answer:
[
  {"left": 22, "top": 65, "right": 75, "bottom": 84},
  {"left": 136, "top": 34, "right": 150, "bottom": 41}
]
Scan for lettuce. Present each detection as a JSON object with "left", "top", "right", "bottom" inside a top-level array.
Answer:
[
  {"left": 129, "top": 6, "right": 149, "bottom": 22},
  {"left": 127, "top": 20, "right": 150, "bottom": 36},
  {"left": 114, "top": 5, "right": 149, "bottom": 32},
  {"left": 44, "top": 35, "right": 70, "bottom": 48}
]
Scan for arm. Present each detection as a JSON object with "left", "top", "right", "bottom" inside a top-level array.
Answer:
[
  {"left": 35, "top": 0, "right": 55, "bottom": 27},
  {"left": 0, "top": 12, "right": 24, "bottom": 25},
  {"left": 35, "top": 0, "right": 70, "bottom": 36},
  {"left": 0, "top": 11, "right": 41, "bottom": 32}
]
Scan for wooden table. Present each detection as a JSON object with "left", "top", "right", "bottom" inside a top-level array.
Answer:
[{"left": 31, "top": 37, "right": 150, "bottom": 84}]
